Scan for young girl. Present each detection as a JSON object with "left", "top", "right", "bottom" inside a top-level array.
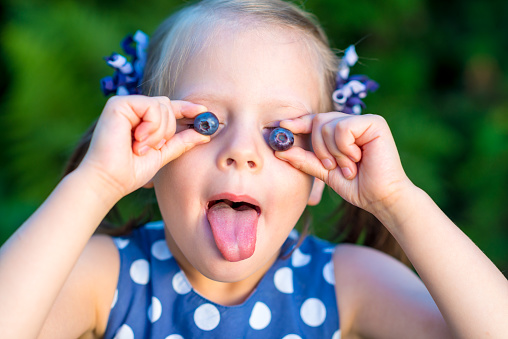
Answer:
[{"left": 1, "top": 0, "right": 507, "bottom": 338}]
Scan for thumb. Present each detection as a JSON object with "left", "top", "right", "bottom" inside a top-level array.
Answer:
[
  {"left": 276, "top": 147, "right": 357, "bottom": 202},
  {"left": 275, "top": 147, "right": 331, "bottom": 182},
  {"left": 159, "top": 129, "right": 210, "bottom": 166}
]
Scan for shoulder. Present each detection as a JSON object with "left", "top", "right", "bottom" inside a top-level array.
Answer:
[{"left": 332, "top": 244, "right": 451, "bottom": 339}]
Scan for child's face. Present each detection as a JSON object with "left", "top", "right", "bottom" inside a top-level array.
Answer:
[{"left": 153, "top": 26, "right": 322, "bottom": 282}]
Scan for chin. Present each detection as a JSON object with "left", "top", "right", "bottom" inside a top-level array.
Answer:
[{"left": 195, "top": 248, "right": 273, "bottom": 283}]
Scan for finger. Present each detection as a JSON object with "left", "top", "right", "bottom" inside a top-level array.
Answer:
[
  {"left": 280, "top": 114, "right": 315, "bottom": 134},
  {"left": 275, "top": 146, "right": 330, "bottom": 182},
  {"left": 311, "top": 115, "right": 338, "bottom": 170},
  {"left": 279, "top": 111, "right": 350, "bottom": 134},
  {"left": 275, "top": 146, "right": 357, "bottom": 183},
  {"left": 137, "top": 102, "right": 172, "bottom": 152},
  {"left": 162, "top": 99, "right": 208, "bottom": 120},
  {"left": 322, "top": 128, "right": 358, "bottom": 179},
  {"left": 159, "top": 129, "right": 210, "bottom": 166},
  {"left": 333, "top": 119, "right": 363, "bottom": 163},
  {"left": 133, "top": 101, "right": 163, "bottom": 143}
]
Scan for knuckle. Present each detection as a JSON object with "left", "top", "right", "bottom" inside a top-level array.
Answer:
[
  {"left": 367, "top": 113, "right": 386, "bottom": 124},
  {"left": 312, "top": 113, "right": 329, "bottom": 125},
  {"left": 334, "top": 120, "right": 348, "bottom": 134},
  {"left": 161, "top": 96, "right": 172, "bottom": 104},
  {"left": 321, "top": 123, "right": 334, "bottom": 138}
]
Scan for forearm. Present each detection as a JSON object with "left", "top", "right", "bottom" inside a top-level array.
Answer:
[
  {"left": 375, "top": 185, "right": 508, "bottom": 338},
  {"left": 0, "top": 168, "right": 120, "bottom": 338}
]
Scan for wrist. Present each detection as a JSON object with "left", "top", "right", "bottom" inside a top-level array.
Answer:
[
  {"left": 66, "top": 164, "right": 125, "bottom": 209},
  {"left": 369, "top": 180, "right": 424, "bottom": 233}
]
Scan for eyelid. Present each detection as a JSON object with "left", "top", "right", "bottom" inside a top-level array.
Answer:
[{"left": 264, "top": 121, "right": 281, "bottom": 128}]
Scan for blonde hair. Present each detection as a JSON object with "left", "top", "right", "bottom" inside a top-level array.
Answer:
[{"left": 142, "top": 0, "right": 339, "bottom": 112}]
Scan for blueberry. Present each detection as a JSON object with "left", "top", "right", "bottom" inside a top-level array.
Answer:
[
  {"left": 194, "top": 112, "right": 219, "bottom": 135},
  {"left": 268, "top": 127, "right": 294, "bottom": 151}
]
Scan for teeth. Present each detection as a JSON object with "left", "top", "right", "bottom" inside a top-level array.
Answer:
[{"left": 208, "top": 199, "right": 261, "bottom": 215}]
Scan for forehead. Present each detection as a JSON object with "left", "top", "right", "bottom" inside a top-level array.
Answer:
[{"left": 173, "top": 25, "right": 321, "bottom": 114}]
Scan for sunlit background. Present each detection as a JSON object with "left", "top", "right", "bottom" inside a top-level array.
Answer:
[{"left": 1, "top": 0, "right": 507, "bottom": 273}]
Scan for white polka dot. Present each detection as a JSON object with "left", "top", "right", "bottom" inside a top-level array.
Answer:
[
  {"left": 292, "top": 248, "right": 311, "bottom": 267},
  {"left": 172, "top": 271, "right": 192, "bottom": 295},
  {"left": 323, "top": 261, "right": 335, "bottom": 285},
  {"left": 111, "top": 289, "right": 118, "bottom": 309},
  {"left": 282, "top": 335, "right": 302, "bottom": 339},
  {"left": 113, "top": 324, "right": 134, "bottom": 339},
  {"left": 332, "top": 329, "right": 341, "bottom": 339},
  {"left": 249, "top": 301, "right": 271, "bottom": 330},
  {"left": 300, "top": 298, "right": 326, "bottom": 327},
  {"left": 323, "top": 247, "right": 336, "bottom": 253},
  {"left": 148, "top": 296, "right": 162, "bottom": 323},
  {"left": 114, "top": 238, "right": 130, "bottom": 249},
  {"left": 165, "top": 335, "right": 184, "bottom": 339},
  {"left": 274, "top": 267, "right": 294, "bottom": 294},
  {"left": 130, "top": 259, "right": 150, "bottom": 285},
  {"left": 288, "top": 229, "right": 299, "bottom": 240},
  {"left": 151, "top": 240, "right": 172, "bottom": 260},
  {"left": 194, "top": 303, "right": 220, "bottom": 331}
]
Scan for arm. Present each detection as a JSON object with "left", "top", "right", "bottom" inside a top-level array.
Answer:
[
  {"left": 376, "top": 184, "right": 508, "bottom": 338},
  {"left": 277, "top": 113, "right": 508, "bottom": 338},
  {"left": 0, "top": 96, "right": 210, "bottom": 338},
  {"left": 0, "top": 169, "right": 118, "bottom": 339}
]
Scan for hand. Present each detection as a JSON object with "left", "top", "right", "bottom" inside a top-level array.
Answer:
[
  {"left": 275, "top": 112, "right": 413, "bottom": 216},
  {"left": 79, "top": 95, "right": 210, "bottom": 199}
]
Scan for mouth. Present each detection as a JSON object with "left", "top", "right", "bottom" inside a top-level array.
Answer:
[
  {"left": 207, "top": 199, "right": 261, "bottom": 215},
  {"left": 206, "top": 193, "right": 261, "bottom": 262}
]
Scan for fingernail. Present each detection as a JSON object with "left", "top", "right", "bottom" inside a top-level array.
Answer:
[
  {"left": 139, "top": 146, "right": 150, "bottom": 155},
  {"left": 197, "top": 136, "right": 210, "bottom": 145},
  {"left": 322, "top": 158, "right": 335, "bottom": 170},
  {"left": 155, "top": 139, "right": 166, "bottom": 149},
  {"left": 341, "top": 167, "right": 352, "bottom": 179}
]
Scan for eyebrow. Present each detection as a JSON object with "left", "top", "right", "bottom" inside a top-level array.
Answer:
[{"left": 181, "top": 93, "right": 312, "bottom": 115}]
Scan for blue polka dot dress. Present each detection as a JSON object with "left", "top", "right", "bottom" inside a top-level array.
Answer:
[{"left": 104, "top": 221, "right": 340, "bottom": 339}]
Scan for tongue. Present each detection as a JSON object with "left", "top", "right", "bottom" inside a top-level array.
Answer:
[{"left": 207, "top": 202, "right": 258, "bottom": 262}]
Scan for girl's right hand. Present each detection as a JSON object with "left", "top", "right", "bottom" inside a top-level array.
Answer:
[{"left": 79, "top": 95, "right": 210, "bottom": 199}]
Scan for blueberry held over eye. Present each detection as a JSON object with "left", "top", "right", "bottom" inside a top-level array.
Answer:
[
  {"left": 268, "top": 127, "right": 294, "bottom": 151},
  {"left": 194, "top": 112, "right": 219, "bottom": 135}
]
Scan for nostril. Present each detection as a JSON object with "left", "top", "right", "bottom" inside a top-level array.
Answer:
[
  {"left": 227, "top": 158, "right": 234, "bottom": 166},
  {"left": 248, "top": 161, "right": 255, "bottom": 168}
]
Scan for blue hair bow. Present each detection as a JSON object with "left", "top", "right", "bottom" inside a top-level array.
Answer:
[
  {"left": 100, "top": 30, "right": 149, "bottom": 96},
  {"left": 333, "top": 45, "right": 379, "bottom": 114}
]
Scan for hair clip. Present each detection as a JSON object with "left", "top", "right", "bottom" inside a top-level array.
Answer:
[
  {"left": 100, "top": 30, "right": 149, "bottom": 96},
  {"left": 332, "top": 45, "right": 379, "bottom": 115}
]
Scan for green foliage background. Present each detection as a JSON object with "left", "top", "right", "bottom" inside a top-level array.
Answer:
[{"left": 0, "top": 0, "right": 507, "bottom": 273}]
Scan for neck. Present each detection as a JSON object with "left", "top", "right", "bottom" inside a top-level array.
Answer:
[
  {"left": 165, "top": 233, "right": 279, "bottom": 306},
  {"left": 185, "top": 257, "right": 277, "bottom": 306}
]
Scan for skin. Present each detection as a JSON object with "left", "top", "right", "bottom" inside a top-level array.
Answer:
[
  {"left": 0, "top": 24, "right": 507, "bottom": 339},
  {"left": 152, "top": 27, "right": 321, "bottom": 301}
]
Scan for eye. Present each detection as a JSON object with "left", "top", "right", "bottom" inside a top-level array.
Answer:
[
  {"left": 263, "top": 126, "right": 277, "bottom": 135},
  {"left": 177, "top": 112, "right": 222, "bottom": 136},
  {"left": 268, "top": 127, "right": 294, "bottom": 151},
  {"left": 192, "top": 112, "right": 219, "bottom": 135}
]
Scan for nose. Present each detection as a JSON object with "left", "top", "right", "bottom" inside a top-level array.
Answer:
[{"left": 216, "top": 124, "right": 264, "bottom": 172}]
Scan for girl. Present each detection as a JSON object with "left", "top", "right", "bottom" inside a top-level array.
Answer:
[{"left": 1, "top": 0, "right": 507, "bottom": 338}]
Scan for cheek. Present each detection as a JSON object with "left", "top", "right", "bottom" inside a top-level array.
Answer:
[
  {"left": 153, "top": 155, "right": 204, "bottom": 215},
  {"left": 271, "top": 161, "right": 314, "bottom": 205}
]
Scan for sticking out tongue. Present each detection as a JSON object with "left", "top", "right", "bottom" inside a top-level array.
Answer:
[{"left": 207, "top": 201, "right": 259, "bottom": 262}]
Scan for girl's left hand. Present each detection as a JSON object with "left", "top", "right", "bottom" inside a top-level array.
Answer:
[{"left": 276, "top": 112, "right": 413, "bottom": 216}]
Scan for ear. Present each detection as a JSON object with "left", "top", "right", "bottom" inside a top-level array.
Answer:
[{"left": 307, "top": 178, "right": 325, "bottom": 206}]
